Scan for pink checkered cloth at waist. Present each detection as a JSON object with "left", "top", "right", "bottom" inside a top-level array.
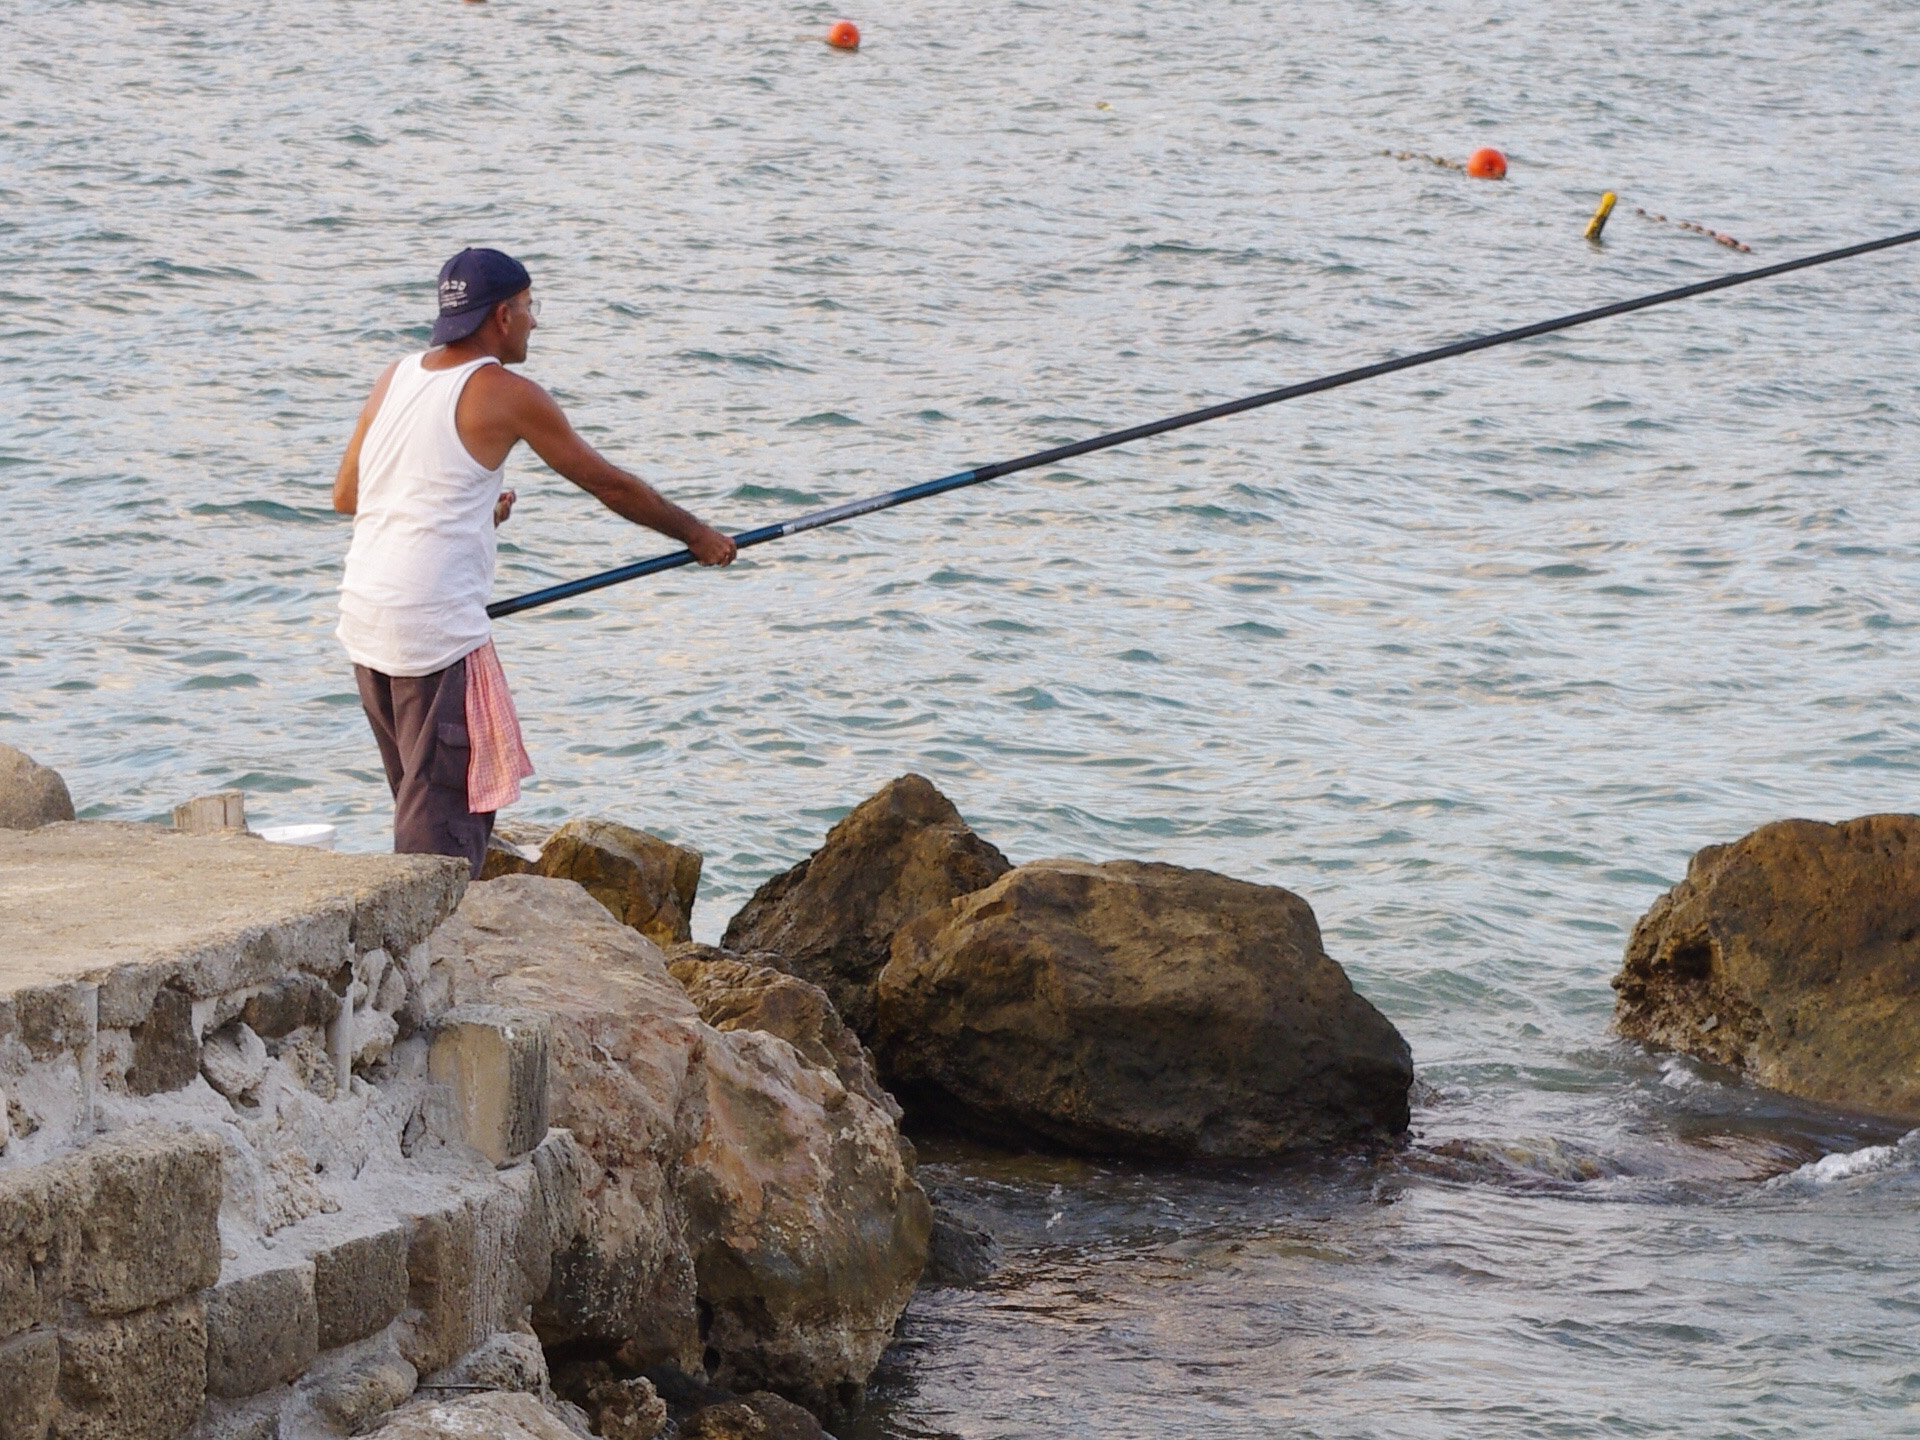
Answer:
[{"left": 463, "top": 640, "right": 534, "bottom": 814}]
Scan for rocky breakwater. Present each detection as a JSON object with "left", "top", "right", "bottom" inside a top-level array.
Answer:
[
  {"left": 0, "top": 747, "right": 931, "bottom": 1438},
  {"left": 722, "top": 775, "right": 1412, "bottom": 1160},
  {"left": 1613, "top": 813, "right": 1920, "bottom": 1121},
  {"left": 423, "top": 876, "right": 930, "bottom": 1419},
  {"left": 0, "top": 817, "right": 587, "bottom": 1440}
]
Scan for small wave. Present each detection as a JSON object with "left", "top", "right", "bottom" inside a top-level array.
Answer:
[
  {"left": 677, "top": 349, "right": 812, "bottom": 373},
  {"left": 1658, "top": 1056, "right": 1722, "bottom": 1092},
  {"left": 1766, "top": 1132, "right": 1920, "bottom": 1188}
]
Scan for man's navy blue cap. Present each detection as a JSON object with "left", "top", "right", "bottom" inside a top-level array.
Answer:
[{"left": 431, "top": 248, "right": 531, "bottom": 345}]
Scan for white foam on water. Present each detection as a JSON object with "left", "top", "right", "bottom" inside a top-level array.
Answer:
[
  {"left": 1767, "top": 1131, "right": 1920, "bottom": 1188},
  {"left": 1658, "top": 1057, "right": 1720, "bottom": 1092}
]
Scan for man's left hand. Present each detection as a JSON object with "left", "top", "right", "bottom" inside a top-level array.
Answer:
[{"left": 493, "top": 489, "right": 517, "bottom": 527}]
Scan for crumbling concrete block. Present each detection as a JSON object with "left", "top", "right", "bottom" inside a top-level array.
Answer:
[
  {"left": 313, "top": 1225, "right": 409, "bottom": 1351},
  {"left": 52, "top": 1295, "right": 207, "bottom": 1440},
  {"left": 63, "top": 1127, "right": 223, "bottom": 1317},
  {"left": 0, "top": 1329, "right": 59, "bottom": 1440},
  {"left": 12, "top": 984, "right": 93, "bottom": 1064},
  {"left": 0, "top": 1161, "right": 79, "bottom": 1339},
  {"left": 350, "top": 859, "right": 469, "bottom": 960},
  {"left": 398, "top": 1176, "right": 548, "bottom": 1378},
  {"left": 127, "top": 985, "right": 200, "bottom": 1096},
  {"left": 428, "top": 1006, "right": 550, "bottom": 1166},
  {"left": 241, "top": 974, "right": 340, "bottom": 1041},
  {"left": 0, "top": 824, "right": 465, "bottom": 1025},
  {"left": 204, "top": 1264, "right": 317, "bottom": 1400}
]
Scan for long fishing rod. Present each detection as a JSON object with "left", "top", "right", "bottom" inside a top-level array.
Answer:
[{"left": 488, "top": 226, "right": 1920, "bottom": 620}]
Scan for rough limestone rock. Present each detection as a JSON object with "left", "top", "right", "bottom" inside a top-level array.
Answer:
[
  {"left": 722, "top": 775, "right": 1011, "bottom": 1039},
  {"left": 1612, "top": 814, "right": 1920, "bottom": 1120},
  {"left": 364, "top": 1391, "right": 581, "bottom": 1440},
  {"left": 549, "top": 1362, "right": 669, "bottom": 1440},
  {"left": 668, "top": 944, "right": 899, "bottom": 1122},
  {"left": 0, "top": 745, "right": 76, "bottom": 830},
  {"left": 683, "top": 1392, "right": 825, "bottom": 1440},
  {"left": 877, "top": 859, "right": 1413, "bottom": 1159},
  {"left": 429, "top": 877, "right": 930, "bottom": 1414},
  {"left": 428, "top": 878, "right": 706, "bottom": 1372},
  {"left": 582, "top": 1376, "right": 667, "bottom": 1440},
  {"left": 535, "top": 818, "right": 702, "bottom": 948},
  {"left": 422, "top": 1330, "right": 550, "bottom": 1395}
]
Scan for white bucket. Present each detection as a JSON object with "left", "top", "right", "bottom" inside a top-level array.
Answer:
[{"left": 256, "top": 823, "right": 339, "bottom": 851}]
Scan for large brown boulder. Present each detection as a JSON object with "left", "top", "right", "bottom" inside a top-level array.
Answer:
[
  {"left": 0, "top": 744, "right": 76, "bottom": 829},
  {"left": 537, "top": 818, "right": 703, "bottom": 948},
  {"left": 1612, "top": 814, "right": 1920, "bottom": 1120},
  {"left": 876, "top": 859, "right": 1412, "bottom": 1159},
  {"left": 429, "top": 877, "right": 929, "bottom": 1416},
  {"left": 722, "top": 775, "right": 1011, "bottom": 1038}
]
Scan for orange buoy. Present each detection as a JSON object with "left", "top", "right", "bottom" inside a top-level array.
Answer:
[
  {"left": 1466, "top": 147, "right": 1507, "bottom": 180},
  {"left": 826, "top": 19, "right": 860, "bottom": 49}
]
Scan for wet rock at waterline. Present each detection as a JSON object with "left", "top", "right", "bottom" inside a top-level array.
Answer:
[
  {"left": 430, "top": 876, "right": 930, "bottom": 1415},
  {"left": 877, "top": 859, "right": 1413, "bottom": 1159},
  {"left": 0, "top": 744, "right": 76, "bottom": 829},
  {"left": 1613, "top": 813, "right": 1920, "bottom": 1121},
  {"left": 722, "top": 774, "right": 1011, "bottom": 1039}
]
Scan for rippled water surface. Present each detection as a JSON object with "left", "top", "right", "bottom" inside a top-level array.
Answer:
[{"left": 8, "top": 0, "right": 1920, "bottom": 1433}]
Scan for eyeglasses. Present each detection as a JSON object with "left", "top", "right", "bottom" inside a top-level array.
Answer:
[{"left": 517, "top": 297, "right": 542, "bottom": 319}]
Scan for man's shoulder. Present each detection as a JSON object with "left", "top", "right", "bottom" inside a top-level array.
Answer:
[{"left": 462, "top": 362, "right": 553, "bottom": 413}]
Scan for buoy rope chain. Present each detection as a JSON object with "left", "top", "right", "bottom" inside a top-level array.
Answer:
[
  {"left": 488, "top": 227, "right": 1920, "bottom": 619},
  {"left": 1632, "top": 207, "right": 1752, "bottom": 253},
  {"left": 1386, "top": 149, "right": 1467, "bottom": 173}
]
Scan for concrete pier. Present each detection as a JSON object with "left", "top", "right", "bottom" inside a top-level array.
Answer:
[{"left": 0, "top": 823, "right": 582, "bottom": 1440}]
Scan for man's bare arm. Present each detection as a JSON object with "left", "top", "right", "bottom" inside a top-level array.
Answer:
[
  {"left": 333, "top": 362, "right": 400, "bottom": 516},
  {"left": 469, "top": 369, "right": 736, "bottom": 566}
]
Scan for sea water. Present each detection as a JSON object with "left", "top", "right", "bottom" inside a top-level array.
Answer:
[{"left": 6, "top": 1, "right": 1920, "bottom": 1434}]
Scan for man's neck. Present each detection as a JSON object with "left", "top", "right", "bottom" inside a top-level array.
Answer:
[{"left": 427, "top": 337, "right": 509, "bottom": 368}]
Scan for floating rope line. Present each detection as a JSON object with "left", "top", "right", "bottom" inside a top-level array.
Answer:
[
  {"left": 489, "top": 227, "right": 1920, "bottom": 620},
  {"left": 1633, "top": 207, "right": 1752, "bottom": 253},
  {"left": 1385, "top": 149, "right": 1467, "bottom": 173}
]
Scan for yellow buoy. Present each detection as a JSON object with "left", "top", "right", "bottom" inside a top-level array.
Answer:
[{"left": 1584, "top": 192, "right": 1618, "bottom": 243}]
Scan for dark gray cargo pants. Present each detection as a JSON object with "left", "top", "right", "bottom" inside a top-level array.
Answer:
[{"left": 354, "top": 657, "right": 494, "bottom": 880}]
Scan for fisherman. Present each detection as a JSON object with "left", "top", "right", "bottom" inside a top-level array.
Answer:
[{"left": 333, "top": 247, "right": 736, "bottom": 876}]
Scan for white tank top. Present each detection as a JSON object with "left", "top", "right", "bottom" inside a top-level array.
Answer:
[{"left": 337, "top": 353, "right": 505, "bottom": 677}]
